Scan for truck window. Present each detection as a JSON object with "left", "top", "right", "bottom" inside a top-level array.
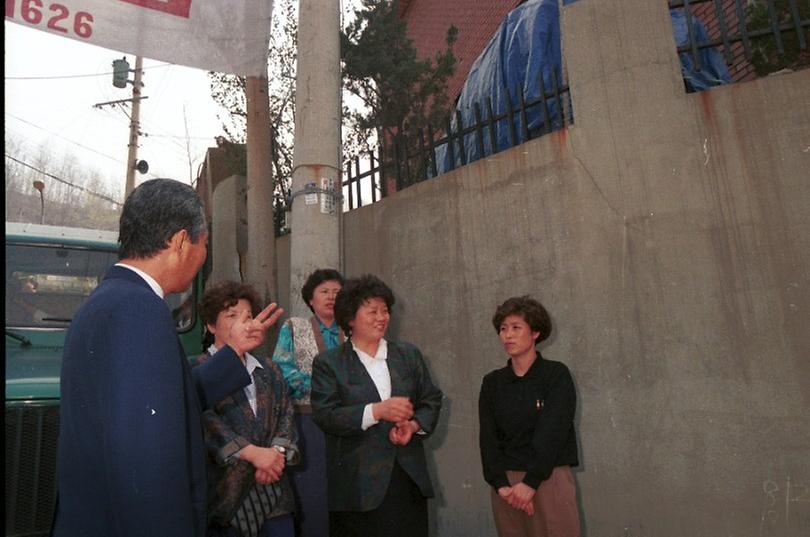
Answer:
[
  {"left": 5, "top": 243, "right": 197, "bottom": 332},
  {"left": 5, "top": 244, "right": 117, "bottom": 328}
]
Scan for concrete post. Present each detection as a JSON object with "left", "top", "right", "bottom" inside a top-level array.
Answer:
[
  {"left": 210, "top": 175, "right": 246, "bottom": 284},
  {"left": 245, "top": 76, "right": 278, "bottom": 303},
  {"left": 289, "top": 0, "right": 342, "bottom": 316}
]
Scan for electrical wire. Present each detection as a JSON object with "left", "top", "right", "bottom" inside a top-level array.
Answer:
[
  {"left": 5, "top": 154, "right": 123, "bottom": 207},
  {"left": 5, "top": 62, "right": 173, "bottom": 81},
  {"left": 5, "top": 112, "right": 126, "bottom": 165}
]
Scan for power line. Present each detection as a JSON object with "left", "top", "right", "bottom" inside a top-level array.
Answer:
[
  {"left": 5, "top": 62, "right": 173, "bottom": 81},
  {"left": 5, "top": 154, "right": 123, "bottom": 207},
  {"left": 144, "top": 133, "right": 219, "bottom": 140},
  {"left": 5, "top": 112, "right": 126, "bottom": 165}
]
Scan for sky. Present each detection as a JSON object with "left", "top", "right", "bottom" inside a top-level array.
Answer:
[
  {"left": 5, "top": 0, "right": 373, "bottom": 211},
  {"left": 5, "top": 21, "right": 228, "bottom": 202}
]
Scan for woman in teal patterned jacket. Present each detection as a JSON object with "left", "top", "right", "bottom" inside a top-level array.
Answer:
[{"left": 272, "top": 268, "right": 345, "bottom": 537}]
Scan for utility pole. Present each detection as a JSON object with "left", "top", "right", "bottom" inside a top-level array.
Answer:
[
  {"left": 288, "top": 0, "right": 342, "bottom": 316},
  {"left": 245, "top": 75, "right": 277, "bottom": 303},
  {"left": 125, "top": 56, "right": 144, "bottom": 197},
  {"left": 97, "top": 56, "right": 148, "bottom": 200}
]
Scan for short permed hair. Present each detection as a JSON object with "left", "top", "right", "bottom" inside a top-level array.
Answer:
[
  {"left": 118, "top": 179, "right": 207, "bottom": 260},
  {"left": 301, "top": 268, "right": 345, "bottom": 313},
  {"left": 334, "top": 274, "right": 395, "bottom": 336},
  {"left": 491, "top": 295, "right": 552, "bottom": 343},
  {"left": 199, "top": 280, "right": 262, "bottom": 327}
]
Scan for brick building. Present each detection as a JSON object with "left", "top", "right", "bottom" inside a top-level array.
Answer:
[
  {"left": 397, "top": 0, "right": 755, "bottom": 103},
  {"left": 682, "top": 0, "right": 756, "bottom": 82},
  {"left": 398, "top": 0, "right": 526, "bottom": 102}
]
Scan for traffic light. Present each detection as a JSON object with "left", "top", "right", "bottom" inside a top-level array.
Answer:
[{"left": 112, "top": 57, "right": 130, "bottom": 88}]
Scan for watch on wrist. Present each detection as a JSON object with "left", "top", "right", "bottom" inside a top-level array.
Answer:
[{"left": 273, "top": 445, "right": 287, "bottom": 455}]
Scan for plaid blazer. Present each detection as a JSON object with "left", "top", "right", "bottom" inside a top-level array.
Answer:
[{"left": 192, "top": 353, "right": 299, "bottom": 528}]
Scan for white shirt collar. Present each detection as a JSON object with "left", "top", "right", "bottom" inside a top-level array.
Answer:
[
  {"left": 207, "top": 344, "right": 262, "bottom": 374},
  {"left": 352, "top": 338, "right": 388, "bottom": 362},
  {"left": 244, "top": 353, "right": 262, "bottom": 375},
  {"left": 115, "top": 263, "right": 164, "bottom": 298}
]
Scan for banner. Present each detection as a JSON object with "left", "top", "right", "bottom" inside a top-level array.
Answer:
[{"left": 5, "top": 0, "right": 274, "bottom": 76}]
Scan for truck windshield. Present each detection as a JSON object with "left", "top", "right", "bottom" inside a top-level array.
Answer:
[
  {"left": 5, "top": 244, "right": 117, "bottom": 328},
  {"left": 5, "top": 243, "right": 196, "bottom": 331}
]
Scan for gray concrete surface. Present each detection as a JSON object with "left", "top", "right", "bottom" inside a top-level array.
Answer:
[
  {"left": 209, "top": 174, "right": 246, "bottom": 285},
  {"left": 257, "top": 1, "right": 810, "bottom": 534},
  {"left": 329, "top": 1, "right": 809, "bottom": 535}
]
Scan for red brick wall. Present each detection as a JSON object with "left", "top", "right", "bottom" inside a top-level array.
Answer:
[
  {"left": 399, "top": 0, "right": 523, "bottom": 101},
  {"left": 682, "top": 0, "right": 756, "bottom": 82},
  {"left": 400, "top": 0, "right": 758, "bottom": 98}
]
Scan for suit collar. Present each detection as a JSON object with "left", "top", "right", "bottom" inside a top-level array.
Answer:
[
  {"left": 104, "top": 264, "right": 154, "bottom": 291},
  {"left": 114, "top": 263, "right": 164, "bottom": 297},
  {"left": 385, "top": 343, "right": 410, "bottom": 397}
]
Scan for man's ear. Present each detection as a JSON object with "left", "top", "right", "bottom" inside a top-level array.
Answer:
[{"left": 168, "top": 229, "right": 188, "bottom": 253}]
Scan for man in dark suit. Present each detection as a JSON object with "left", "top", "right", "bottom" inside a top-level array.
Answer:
[{"left": 53, "top": 179, "right": 283, "bottom": 537}]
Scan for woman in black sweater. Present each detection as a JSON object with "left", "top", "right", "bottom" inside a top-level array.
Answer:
[{"left": 479, "top": 296, "right": 581, "bottom": 537}]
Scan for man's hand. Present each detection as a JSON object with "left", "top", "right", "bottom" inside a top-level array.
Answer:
[
  {"left": 389, "top": 419, "right": 419, "bottom": 445},
  {"left": 240, "top": 444, "right": 285, "bottom": 484},
  {"left": 372, "top": 396, "right": 414, "bottom": 423},
  {"left": 226, "top": 303, "right": 284, "bottom": 356}
]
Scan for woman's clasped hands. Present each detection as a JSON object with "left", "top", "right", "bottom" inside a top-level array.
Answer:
[
  {"left": 498, "top": 483, "right": 536, "bottom": 516},
  {"left": 372, "top": 396, "right": 420, "bottom": 446}
]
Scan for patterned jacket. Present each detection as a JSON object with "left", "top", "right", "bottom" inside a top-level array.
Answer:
[
  {"left": 311, "top": 340, "right": 443, "bottom": 512},
  {"left": 192, "top": 352, "right": 299, "bottom": 532}
]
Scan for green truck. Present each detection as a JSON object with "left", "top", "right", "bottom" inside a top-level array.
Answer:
[{"left": 5, "top": 222, "right": 204, "bottom": 537}]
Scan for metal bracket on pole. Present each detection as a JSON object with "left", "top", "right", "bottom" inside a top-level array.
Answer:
[
  {"left": 92, "top": 96, "right": 149, "bottom": 109},
  {"left": 287, "top": 184, "right": 344, "bottom": 206}
]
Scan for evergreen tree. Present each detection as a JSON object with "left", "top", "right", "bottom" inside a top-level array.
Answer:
[
  {"left": 746, "top": 0, "right": 810, "bottom": 76},
  {"left": 341, "top": 0, "right": 458, "bottom": 161}
]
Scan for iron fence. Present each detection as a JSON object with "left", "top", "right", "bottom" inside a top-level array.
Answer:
[
  {"left": 341, "top": 2, "right": 809, "bottom": 211},
  {"left": 669, "top": 0, "right": 810, "bottom": 86},
  {"left": 342, "top": 68, "right": 572, "bottom": 211}
]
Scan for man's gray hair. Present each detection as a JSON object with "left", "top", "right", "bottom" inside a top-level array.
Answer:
[{"left": 118, "top": 179, "right": 207, "bottom": 259}]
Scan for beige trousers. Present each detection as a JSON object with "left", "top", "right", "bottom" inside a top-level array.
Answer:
[{"left": 490, "top": 466, "right": 581, "bottom": 537}]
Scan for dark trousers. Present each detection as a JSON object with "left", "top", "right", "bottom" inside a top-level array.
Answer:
[
  {"left": 330, "top": 462, "right": 428, "bottom": 537},
  {"left": 290, "top": 413, "right": 330, "bottom": 537},
  {"left": 207, "top": 514, "right": 295, "bottom": 537}
]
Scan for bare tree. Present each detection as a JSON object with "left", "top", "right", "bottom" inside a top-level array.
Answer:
[
  {"left": 208, "top": 0, "right": 298, "bottom": 233},
  {"left": 5, "top": 133, "right": 121, "bottom": 229}
]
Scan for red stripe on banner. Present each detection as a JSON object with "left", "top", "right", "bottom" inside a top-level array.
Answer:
[{"left": 118, "top": 0, "right": 192, "bottom": 19}]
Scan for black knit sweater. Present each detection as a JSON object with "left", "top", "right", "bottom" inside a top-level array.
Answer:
[{"left": 478, "top": 352, "right": 579, "bottom": 489}]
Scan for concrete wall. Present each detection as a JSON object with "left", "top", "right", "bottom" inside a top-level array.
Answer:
[
  {"left": 209, "top": 175, "right": 246, "bottom": 284},
  {"left": 329, "top": 1, "right": 810, "bottom": 535}
]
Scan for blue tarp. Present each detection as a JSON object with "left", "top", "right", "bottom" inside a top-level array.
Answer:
[
  {"left": 670, "top": 9, "right": 732, "bottom": 92},
  {"left": 435, "top": 0, "right": 562, "bottom": 175},
  {"left": 433, "top": 1, "right": 731, "bottom": 176}
]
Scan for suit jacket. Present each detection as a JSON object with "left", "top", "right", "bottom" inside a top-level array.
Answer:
[
  {"left": 53, "top": 266, "right": 250, "bottom": 537},
  {"left": 311, "top": 340, "right": 443, "bottom": 512},
  {"left": 192, "top": 352, "right": 299, "bottom": 525}
]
